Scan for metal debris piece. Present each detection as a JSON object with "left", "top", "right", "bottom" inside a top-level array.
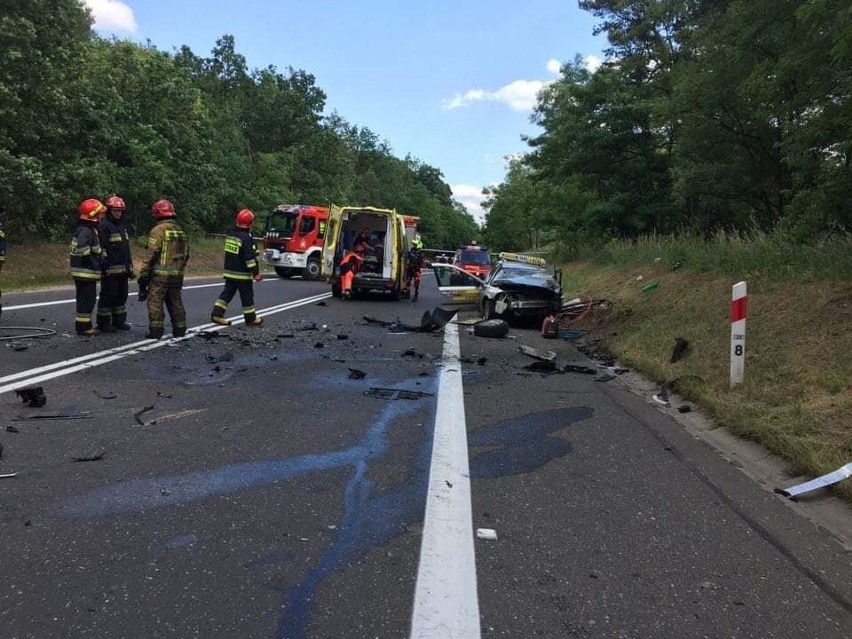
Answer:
[
  {"left": 518, "top": 344, "right": 557, "bottom": 362},
  {"left": 72, "top": 450, "right": 106, "bottom": 462},
  {"left": 93, "top": 390, "right": 117, "bottom": 400},
  {"left": 135, "top": 408, "right": 207, "bottom": 428},
  {"left": 775, "top": 462, "right": 852, "bottom": 500},
  {"left": 476, "top": 528, "right": 498, "bottom": 541},
  {"left": 365, "top": 387, "right": 435, "bottom": 401},
  {"left": 13, "top": 410, "right": 91, "bottom": 421},
  {"left": 134, "top": 405, "right": 155, "bottom": 425}
]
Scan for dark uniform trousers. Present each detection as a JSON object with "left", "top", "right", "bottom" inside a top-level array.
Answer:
[
  {"left": 213, "top": 279, "right": 257, "bottom": 323},
  {"left": 74, "top": 279, "right": 98, "bottom": 333},
  {"left": 147, "top": 276, "right": 187, "bottom": 337},
  {"left": 97, "top": 275, "right": 129, "bottom": 328}
]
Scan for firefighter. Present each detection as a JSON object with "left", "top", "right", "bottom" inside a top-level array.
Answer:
[
  {"left": 0, "top": 206, "right": 6, "bottom": 320},
  {"left": 96, "top": 195, "right": 134, "bottom": 331},
  {"left": 137, "top": 199, "right": 189, "bottom": 339},
  {"left": 70, "top": 199, "right": 106, "bottom": 336},
  {"left": 210, "top": 209, "right": 263, "bottom": 327},
  {"left": 339, "top": 237, "right": 368, "bottom": 300},
  {"left": 406, "top": 234, "right": 425, "bottom": 302}
]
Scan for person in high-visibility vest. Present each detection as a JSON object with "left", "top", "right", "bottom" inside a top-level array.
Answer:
[
  {"left": 340, "top": 238, "right": 368, "bottom": 300},
  {"left": 211, "top": 209, "right": 263, "bottom": 326}
]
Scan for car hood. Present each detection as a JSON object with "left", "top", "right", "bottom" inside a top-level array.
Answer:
[{"left": 493, "top": 274, "right": 561, "bottom": 295}]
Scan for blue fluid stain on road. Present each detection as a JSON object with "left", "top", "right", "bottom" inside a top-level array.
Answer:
[
  {"left": 58, "top": 373, "right": 435, "bottom": 639},
  {"left": 469, "top": 407, "right": 593, "bottom": 478}
]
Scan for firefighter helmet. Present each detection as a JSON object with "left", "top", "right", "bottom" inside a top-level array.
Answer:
[
  {"left": 78, "top": 198, "right": 106, "bottom": 221},
  {"left": 105, "top": 195, "right": 125, "bottom": 210},
  {"left": 151, "top": 199, "right": 176, "bottom": 220},
  {"left": 235, "top": 208, "right": 254, "bottom": 229}
]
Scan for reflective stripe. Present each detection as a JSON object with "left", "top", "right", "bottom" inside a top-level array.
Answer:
[
  {"left": 214, "top": 300, "right": 228, "bottom": 310},
  {"left": 223, "top": 271, "right": 252, "bottom": 280},
  {"left": 71, "top": 269, "right": 101, "bottom": 280}
]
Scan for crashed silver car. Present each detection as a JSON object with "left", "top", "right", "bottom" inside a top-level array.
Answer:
[{"left": 431, "top": 252, "right": 563, "bottom": 323}]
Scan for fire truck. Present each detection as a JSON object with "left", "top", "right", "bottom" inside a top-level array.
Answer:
[
  {"left": 263, "top": 204, "right": 329, "bottom": 279},
  {"left": 453, "top": 242, "right": 492, "bottom": 278}
]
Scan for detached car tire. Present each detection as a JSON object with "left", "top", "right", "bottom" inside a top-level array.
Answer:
[{"left": 473, "top": 319, "right": 509, "bottom": 338}]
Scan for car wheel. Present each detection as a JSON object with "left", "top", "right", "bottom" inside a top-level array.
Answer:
[
  {"left": 473, "top": 319, "right": 509, "bottom": 338},
  {"left": 482, "top": 297, "right": 498, "bottom": 319},
  {"left": 304, "top": 257, "right": 321, "bottom": 280},
  {"left": 275, "top": 267, "right": 294, "bottom": 278}
]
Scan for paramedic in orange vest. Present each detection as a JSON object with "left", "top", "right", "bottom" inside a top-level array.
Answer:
[{"left": 339, "top": 237, "right": 368, "bottom": 300}]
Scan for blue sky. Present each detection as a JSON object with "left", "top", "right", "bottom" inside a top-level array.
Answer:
[{"left": 83, "top": 1, "right": 607, "bottom": 222}]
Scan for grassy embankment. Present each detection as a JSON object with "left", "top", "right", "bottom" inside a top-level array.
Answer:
[
  {"left": 560, "top": 233, "right": 852, "bottom": 499},
  {"left": 4, "top": 233, "right": 851, "bottom": 498}
]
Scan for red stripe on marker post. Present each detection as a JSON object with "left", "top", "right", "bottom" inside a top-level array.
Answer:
[{"left": 730, "top": 296, "right": 748, "bottom": 322}]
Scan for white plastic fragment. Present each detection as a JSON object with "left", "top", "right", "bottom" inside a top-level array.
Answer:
[
  {"left": 476, "top": 528, "right": 498, "bottom": 541},
  {"left": 0, "top": 473, "right": 18, "bottom": 479},
  {"left": 776, "top": 462, "right": 852, "bottom": 500}
]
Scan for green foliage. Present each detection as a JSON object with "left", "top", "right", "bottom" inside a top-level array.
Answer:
[
  {"left": 0, "top": 19, "right": 470, "bottom": 245},
  {"left": 485, "top": 0, "right": 851, "bottom": 250}
]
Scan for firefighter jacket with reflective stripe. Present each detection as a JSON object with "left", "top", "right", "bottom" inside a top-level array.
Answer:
[
  {"left": 98, "top": 215, "right": 132, "bottom": 275},
  {"left": 69, "top": 222, "right": 103, "bottom": 280},
  {"left": 140, "top": 219, "right": 189, "bottom": 279},
  {"left": 222, "top": 228, "right": 259, "bottom": 280}
]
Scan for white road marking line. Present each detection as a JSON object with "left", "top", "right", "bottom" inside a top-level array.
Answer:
[
  {"left": 0, "top": 292, "right": 331, "bottom": 396},
  {"left": 411, "top": 321, "right": 481, "bottom": 639}
]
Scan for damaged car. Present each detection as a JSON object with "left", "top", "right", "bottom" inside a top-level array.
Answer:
[{"left": 431, "top": 252, "right": 563, "bottom": 325}]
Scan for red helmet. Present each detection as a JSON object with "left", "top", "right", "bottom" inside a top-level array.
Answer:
[
  {"left": 151, "top": 199, "right": 176, "bottom": 220},
  {"left": 105, "top": 195, "right": 125, "bottom": 210},
  {"left": 235, "top": 208, "right": 254, "bottom": 229},
  {"left": 78, "top": 198, "right": 106, "bottom": 221}
]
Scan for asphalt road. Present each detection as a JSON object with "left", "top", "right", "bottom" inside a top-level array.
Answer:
[{"left": 1, "top": 275, "right": 851, "bottom": 639}]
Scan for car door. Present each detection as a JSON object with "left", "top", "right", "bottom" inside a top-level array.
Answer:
[
  {"left": 321, "top": 204, "right": 344, "bottom": 277},
  {"left": 430, "top": 263, "right": 483, "bottom": 311}
]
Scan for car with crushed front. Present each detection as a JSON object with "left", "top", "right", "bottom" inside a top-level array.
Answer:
[{"left": 430, "top": 252, "right": 563, "bottom": 325}]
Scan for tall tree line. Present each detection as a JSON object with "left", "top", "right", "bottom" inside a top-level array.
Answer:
[
  {"left": 0, "top": 0, "right": 478, "bottom": 248},
  {"left": 483, "top": 0, "right": 851, "bottom": 251}
]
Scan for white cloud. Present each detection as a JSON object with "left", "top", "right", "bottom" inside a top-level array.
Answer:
[
  {"left": 443, "top": 58, "right": 576, "bottom": 113},
  {"left": 83, "top": 0, "right": 137, "bottom": 33},
  {"left": 452, "top": 184, "right": 488, "bottom": 224},
  {"left": 443, "top": 79, "right": 547, "bottom": 113},
  {"left": 584, "top": 54, "right": 603, "bottom": 73}
]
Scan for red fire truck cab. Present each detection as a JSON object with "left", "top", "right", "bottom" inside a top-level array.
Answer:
[
  {"left": 453, "top": 242, "right": 492, "bottom": 278},
  {"left": 264, "top": 204, "right": 329, "bottom": 279}
]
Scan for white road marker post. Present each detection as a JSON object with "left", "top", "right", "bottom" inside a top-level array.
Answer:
[{"left": 730, "top": 281, "right": 747, "bottom": 389}]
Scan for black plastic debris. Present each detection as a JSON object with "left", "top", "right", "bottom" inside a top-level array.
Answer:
[
  {"left": 524, "top": 361, "right": 558, "bottom": 372},
  {"left": 276, "top": 333, "right": 295, "bottom": 339},
  {"left": 365, "top": 387, "right": 435, "bottom": 400},
  {"left": 316, "top": 301, "right": 328, "bottom": 306},
  {"left": 72, "top": 450, "right": 106, "bottom": 463},
  {"left": 15, "top": 387, "right": 46, "bottom": 408},
  {"left": 314, "top": 342, "right": 324, "bottom": 349},
  {"left": 671, "top": 337, "right": 691, "bottom": 363},
  {"left": 296, "top": 323, "right": 318, "bottom": 332},
  {"left": 477, "top": 357, "right": 487, "bottom": 365},
  {"left": 93, "top": 390, "right": 117, "bottom": 400},
  {"left": 677, "top": 405, "right": 692, "bottom": 413},
  {"left": 562, "top": 364, "right": 597, "bottom": 375},
  {"left": 337, "top": 333, "right": 349, "bottom": 340},
  {"left": 348, "top": 369, "right": 366, "bottom": 379},
  {"left": 6, "top": 426, "right": 19, "bottom": 433},
  {"left": 402, "top": 349, "right": 424, "bottom": 359}
]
